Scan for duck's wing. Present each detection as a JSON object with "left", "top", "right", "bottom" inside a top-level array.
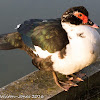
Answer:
[{"left": 17, "top": 19, "right": 69, "bottom": 53}]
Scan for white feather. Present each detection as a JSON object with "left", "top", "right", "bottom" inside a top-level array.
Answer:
[
  {"left": 15, "top": 24, "right": 21, "bottom": 29},
  {"left": 51, "top": 23, "right": 100, "bottom": 75},
  {"left": 33, "top": 46, "right": 53, "bottom": 58}
]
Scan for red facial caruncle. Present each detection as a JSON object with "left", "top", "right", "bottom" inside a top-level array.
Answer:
[
  {"left": 74, "top": 11, "right": 99, "bottom": 29},
  {"left": 74, "top": 12, "right": 88, "bottom": 24}
]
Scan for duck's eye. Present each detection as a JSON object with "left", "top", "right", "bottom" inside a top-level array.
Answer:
[{"left": 78, "top": 14, "right": 82, "bottom": 17}]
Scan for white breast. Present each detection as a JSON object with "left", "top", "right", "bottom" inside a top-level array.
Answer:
[{"left": 51, "top": 24, "right": 100, "bottom": 75}]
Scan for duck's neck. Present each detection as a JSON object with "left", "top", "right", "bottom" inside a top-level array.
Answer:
[
  {"left": 61, "top": 22, "right": 92, "bottom": 41},
  {"left": 61, "top": 22, "right": 81, "bottom": 41},
  {"left": 61, "top": 22, "right": 76, "bottom": 32}
]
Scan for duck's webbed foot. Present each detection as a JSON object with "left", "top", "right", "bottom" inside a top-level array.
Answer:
[
  {"left": 67, "top": 72, "right": 86, "bottom": 82},
  {"left": 52, "top": 71, "right": 78, "bottom": 91},
  {"left": 70, "top": 74, "right": 84, "bottom": 82}
]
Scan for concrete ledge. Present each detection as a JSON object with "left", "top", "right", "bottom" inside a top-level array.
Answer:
[{"left": 0, "top": 61, "right": 100, "bottom": 100}]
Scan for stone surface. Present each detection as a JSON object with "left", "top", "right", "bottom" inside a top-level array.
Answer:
[{"left": 0, "top": 61, "right": 100, "bottom": 100}]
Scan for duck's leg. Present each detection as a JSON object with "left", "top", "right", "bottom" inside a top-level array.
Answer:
[{"left": 52, "top": 71, "right": 78, "bottom": 91}]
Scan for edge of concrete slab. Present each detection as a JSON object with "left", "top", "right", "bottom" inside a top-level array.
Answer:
[{"left": 0, "top": 61, "right": 100, "bottom": 100}]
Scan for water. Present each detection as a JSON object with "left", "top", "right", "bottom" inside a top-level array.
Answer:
[{"left": 0, "top": 0, "right": 100, "bottom": 87}]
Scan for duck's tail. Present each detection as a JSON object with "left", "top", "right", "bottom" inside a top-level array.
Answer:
[{"left": 0, "top": 32, "right": 22, "bottom": 50}]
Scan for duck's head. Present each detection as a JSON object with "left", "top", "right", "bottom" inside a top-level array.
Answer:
[{"left": 61, "top": 6, "right": 99, "bottom": 29}]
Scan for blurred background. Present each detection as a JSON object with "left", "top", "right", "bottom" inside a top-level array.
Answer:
[{"left": 0, "top": 0, "right": 100, "bottom": 87}]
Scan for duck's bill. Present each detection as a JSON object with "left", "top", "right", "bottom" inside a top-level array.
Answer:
[
  {"left": 91, "top": 23, "right": 99, "bottom": 28},
  {"left": 86, "top": 19, "right": 99, "bottom": 29}
]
